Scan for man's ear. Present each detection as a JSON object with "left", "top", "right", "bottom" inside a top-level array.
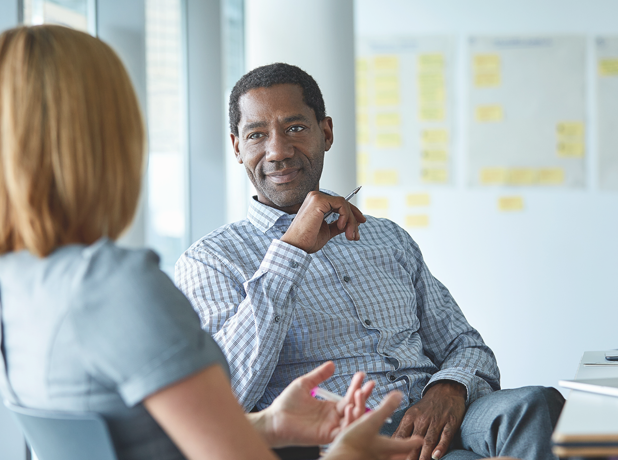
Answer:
[
  {"left": 231, "top": 133, "right": 243, "bottom": 164},
  {"left": 321, "top": 117, "right": 334, "bottom": 152}
]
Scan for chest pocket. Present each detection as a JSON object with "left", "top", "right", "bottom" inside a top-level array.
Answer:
[{"left": 327, "top": 242, "right": 420, "bottom": 338}]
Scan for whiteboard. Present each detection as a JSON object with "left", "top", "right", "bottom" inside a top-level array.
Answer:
[{"left": 356, "top": 0, "right": 618, "bottom": 395}]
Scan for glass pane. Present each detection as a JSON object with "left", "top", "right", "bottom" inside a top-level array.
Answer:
[
  {"left": 22, "top": 0, "right": 95, "bottom": 34},
  {"left": 145, "top": 0, "right": 187, "bottom": 276}
]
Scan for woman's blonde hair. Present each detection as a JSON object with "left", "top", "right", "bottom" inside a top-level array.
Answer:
[{"left": 0, "top": 25, "right": 145, "bottom": 257}]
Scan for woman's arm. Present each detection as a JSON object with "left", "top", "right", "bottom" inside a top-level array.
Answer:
[{"left": 144, "top": 364, "right": 279, "bottom": 460}]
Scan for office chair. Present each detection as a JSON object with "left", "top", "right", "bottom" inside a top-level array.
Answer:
[{"left": 3, "top": 400, "right": 118, "bottom": 460}]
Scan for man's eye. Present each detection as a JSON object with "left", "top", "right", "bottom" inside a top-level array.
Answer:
[
  {"left": 248, "top": 132, "right": 264, "bottom": 140},
  {"left": 288, "top": 125, "right": 305, "bottom": 133}
]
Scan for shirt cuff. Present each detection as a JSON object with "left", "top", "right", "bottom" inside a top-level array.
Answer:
[
  {"left": 257, "top": 239, "right": 313, "bottom": 286},
  {"left": 422, "top": 368, "right": 483, "bottom": 407}
]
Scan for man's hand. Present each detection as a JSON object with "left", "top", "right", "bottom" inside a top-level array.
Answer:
[
  {"left": 256, "top": 361, "right": 375, "bottom": 448},
  {"left": 392, "top": 381, "right": 467, "bottom": 460},
  {"left": 281, "top": 191, "right": 366, "bottom": 254}
]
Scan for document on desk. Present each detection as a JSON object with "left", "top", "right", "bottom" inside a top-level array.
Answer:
[
  {"left": 582, "top": 350, "right": 618, "bottom": 366},
  {"left": 560, "top": 378, "right": 618, "bottom": 398}
]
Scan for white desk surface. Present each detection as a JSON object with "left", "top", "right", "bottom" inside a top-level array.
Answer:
[{"left": 552, "top": 351, "right": 618, "bottom": 456}]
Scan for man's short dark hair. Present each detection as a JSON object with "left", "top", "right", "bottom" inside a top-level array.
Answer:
[{"left": 229, "top": 63, "right": 326, "bottom": 136}]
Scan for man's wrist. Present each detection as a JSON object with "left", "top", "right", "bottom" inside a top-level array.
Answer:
[{"left": 425, "top": 380, "right": 467, "bottom": 400}]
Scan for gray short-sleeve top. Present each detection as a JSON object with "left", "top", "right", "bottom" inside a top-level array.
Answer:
[{"left": 0, "top": 239, "right": 230, "bottom": 460}]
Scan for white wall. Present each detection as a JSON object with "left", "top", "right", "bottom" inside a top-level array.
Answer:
[{"left": 356, "top": 0, "right": 618, "bottom": 394}]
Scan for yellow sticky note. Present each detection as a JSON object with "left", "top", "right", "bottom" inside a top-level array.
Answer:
[
  {"left": 374, "top": 55, "right": 399, "bottom": 71},
  {"left": 357, "top": 153, "right": 369, "bottom": 167},
  {"left": 473, "top": 54, "right": 501, "bottom": 72},
  {"left": 418, "top": 88, "right": 446, "bottom": 104},
  {"left": 406, "top": 193, "right": 431, "bottom": 207},
  {"left": 421, "top": 149, "right": 448, "bottom": 162},
  {"left": 365, "top": 197, "right": 389, "bottom": 218},
  {"left": 421, "top": 168, "right": 448, "bottom": 184},
  {"left": 357, "top": 112, "right": 369, "bottom": 125},
  {"left": 475, "top": 105, "right": 503, "bottom": 122},
  {"left": 538, "top": 168, "right": 564, "bottom": 185},
  {"left": 507, "top": 168, "right": 537, "bottom": 185},
  {"left": 599, "top": 59, "right": 618, "bottom": 76},
  {"left": 375, "top": 74, "right": 399, "bottom": 91},
  {"left": 365, "top": 197, "right": 389, "bottom": 209},
  {"left": 557, "top": 122, "right": 585, "bottom": 138},
  {"left": 419, "top": 106, "right": 446, "bottom": 122},
  {"left": 498, "top": 196, "right": 524, "bottom": 212},
  {"left": 356, "top": 93, "right": 368, "bottom": 108},
  {"left": 376, "top": 132, "right": 401, "bottom": 148},
  {"left": 557, "top": 142, "right": 585, "bottom": 158},
  {"left": 480, "top": 168, "right": 508, "bottom": 185},
  {"left": 375, "top": 90, "right": 400, "bottom": 106},
  {"left": 417, "top": 73, "right": 445, "bottom": 89},
  {"left": 421, "top": 129, "right": 449, "bottom": 145},
  {"left": 376, "top": 112, "right": 401, "bottom": 127},
  {"left": 474, "top": 73, "right": 501, "bottom": 87},
  {"left": 356, "top": 58, "right": 369, "bottom": 73},
  {"left": 418, "top": 54, "right": 444, "bottom": 69},
  {"left": 418, "top": 87, "right": 446, "bottom": 104},
  {"left": 405, "top": 214, "right": 430, "bottom": 228},
  {"left": 373, "top": 169, "right": 399, "bottom": 186}
]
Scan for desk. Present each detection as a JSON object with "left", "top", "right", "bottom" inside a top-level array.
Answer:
[{"left": 552, "top": 351, "right": 618, "bottom": 457}]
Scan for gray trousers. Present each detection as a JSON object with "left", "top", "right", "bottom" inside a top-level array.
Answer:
[{"left": 380, "top": 386, "right": 565, "bottom": 460}]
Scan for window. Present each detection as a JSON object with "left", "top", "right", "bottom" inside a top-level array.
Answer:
[
  {"left": 145, "top": 0, "right": 187, "bottom": 275},
  {"left": 22, "top": 0, "right": 96, "bottom": 34}
]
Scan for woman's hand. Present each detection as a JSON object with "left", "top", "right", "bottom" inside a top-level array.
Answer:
[
  {"left": 325, "top": 392, "right": 423, "bottom": 460},
  {"left": 253, "top": 361, "right": 374, "bottom": 447}
]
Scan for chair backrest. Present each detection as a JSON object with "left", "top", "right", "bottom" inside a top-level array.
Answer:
[{"left": 4, "top": 400, "right": 118, "bottom": 460}]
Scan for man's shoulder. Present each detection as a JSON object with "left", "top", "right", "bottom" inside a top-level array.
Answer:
[
  {"left": 186, "top": 219, "right": 255, "bottom": 254},
  {"left": 358, "top": 214, "right": 413, "bottom": 245}
]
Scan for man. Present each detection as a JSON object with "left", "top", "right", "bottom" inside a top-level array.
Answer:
[{"left": 176, "top": 63, "right": 564, "bottom": 460}]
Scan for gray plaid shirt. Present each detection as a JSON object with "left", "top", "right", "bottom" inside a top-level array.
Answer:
[{"left": 175, "top": 191, "right": 500, "bottom": 412}]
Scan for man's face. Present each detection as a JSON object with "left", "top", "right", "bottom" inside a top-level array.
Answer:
[{"left": 231, "top": 84, "right": 333, "bottom": 214}]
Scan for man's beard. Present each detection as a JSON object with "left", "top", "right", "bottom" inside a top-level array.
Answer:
[{"left": 250, "top": 158, "right": 323, "bottom": 209}]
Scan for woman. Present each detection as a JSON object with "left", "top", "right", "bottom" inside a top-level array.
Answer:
[{"left": 0, "top": 25, "right": 420, "bottom": 460}]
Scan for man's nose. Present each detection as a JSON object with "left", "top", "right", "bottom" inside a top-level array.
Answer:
[{"left": 265, "top": 131, "right": 294, "bottom": 162}]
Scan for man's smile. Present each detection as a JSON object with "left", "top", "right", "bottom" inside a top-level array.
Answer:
[{"left": 265, "top": 168, "right": 300, "bottom": 184}]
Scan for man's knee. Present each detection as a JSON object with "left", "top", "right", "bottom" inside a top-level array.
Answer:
[
  {"left": 463, "top": 386, "right": 565, "bottom": 430},
  {"left": 508, "top": 386, "right": 565, "bottom": 420}
]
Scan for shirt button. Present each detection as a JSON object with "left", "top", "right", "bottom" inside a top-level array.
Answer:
[
  {"left": 274, "top": 315, "right": 281, "bottom": 323},
  {"left": 343, "top": 275, "right": 351, "bottom": 283},
  {"left": 364, "top": 319, "right": 372, "bottom": 326},
  {"left": 290, "top": 261, "right": 299, "bottom": 268}
]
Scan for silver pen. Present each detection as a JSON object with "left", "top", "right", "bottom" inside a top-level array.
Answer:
[{"left": 323, "top": 186, "right": 362, "bottom": 220}]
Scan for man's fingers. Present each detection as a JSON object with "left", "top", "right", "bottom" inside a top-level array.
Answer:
[
  {"left": 403, "top": 416, "right": 429, "bottom": 460},
  {"left": 418, "top": 423, "right": 443, "bottom": 460},
  {"left": 350, "top": 203, "right": 367, "bottom": 223},
  {"left": 431, "top": 422, "right": 457, "bottom": 460},
  {"left": 393, "top": 407, "right": 419, "bottom": 439}
]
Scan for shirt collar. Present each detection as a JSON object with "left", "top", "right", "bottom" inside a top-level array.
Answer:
[{"left": 247, "top": 188, "right": 338, "bottom": 234}]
